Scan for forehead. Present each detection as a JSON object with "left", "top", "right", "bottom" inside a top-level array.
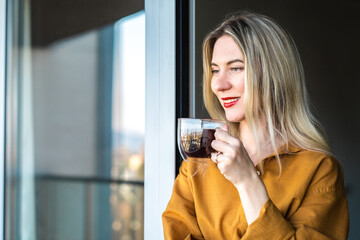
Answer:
[{"left": 212, "top": 35, "right": 244, "bottom": 62}]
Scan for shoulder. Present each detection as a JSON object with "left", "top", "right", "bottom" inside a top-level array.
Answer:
[
  {"left": 281, "top": 149, "right": 344, "bottom": 191},
  {"left": 279, "top": 146, "right": 339, "bottom": 170},
  {"left": 286, "top": 149, "right": 341, "bottom": 172}
]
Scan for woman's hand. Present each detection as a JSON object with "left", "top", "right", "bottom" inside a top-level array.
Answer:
[
  {"left": 211, "top": 125, "right": 269, "bottom": 225},
  {"left": 210, "top": 126, "right": 258, "bottom": 188}
]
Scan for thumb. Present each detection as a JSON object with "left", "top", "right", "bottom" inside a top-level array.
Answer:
[{"left": 221, "top": 124, "right": 229, "bottom": 132}]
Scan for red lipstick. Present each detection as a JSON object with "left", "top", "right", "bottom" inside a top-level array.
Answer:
[{"left": 221, "top": 97, "right": 240, "bottom": 108}]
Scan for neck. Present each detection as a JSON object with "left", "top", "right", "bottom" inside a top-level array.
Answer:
[{"left": 239, "top": 120, "right": 273, "bottom": 166}]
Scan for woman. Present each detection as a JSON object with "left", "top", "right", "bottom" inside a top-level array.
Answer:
[{"left": 162, "top": 11, "right": 349, "bottom": 239}]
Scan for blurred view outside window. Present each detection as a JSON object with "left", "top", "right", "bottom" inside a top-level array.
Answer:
[{"left": 5, "top": 0, "right": 145, "bottom": 239}]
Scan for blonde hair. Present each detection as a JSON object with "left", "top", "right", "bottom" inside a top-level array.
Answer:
[{"left": 203, "top": 11, "right": 332, "bottom": 173}]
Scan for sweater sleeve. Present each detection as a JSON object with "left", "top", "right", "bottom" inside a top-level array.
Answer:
[
  {"left": 162, "top": 161, "right": 204, "bottom": 240},
  {"left": 240, "top": 158, "right": 349, "bottom": 240}
]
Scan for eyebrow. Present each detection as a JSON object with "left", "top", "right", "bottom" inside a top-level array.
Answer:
[{"left": 211, "top": 59, "right": 244, "bottom": 66}]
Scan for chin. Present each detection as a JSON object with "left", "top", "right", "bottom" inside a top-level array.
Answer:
[{"left": 225, "top": 112, "right": 244, "bottom": 123}]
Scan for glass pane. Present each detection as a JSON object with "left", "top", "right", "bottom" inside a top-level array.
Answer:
[
  {"left": 5, "top": 1, "right": 144, "bottom": 239},
  {"left": 35, "top": 179, "right": 144, "bottom": 240},
  {"left": 112, "top": 13, "right": 145, "bottom": 182}
]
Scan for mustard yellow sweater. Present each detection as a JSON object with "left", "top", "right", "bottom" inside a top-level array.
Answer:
[{"left": 162, "top": 146, "right": 349, "bottom": 239}]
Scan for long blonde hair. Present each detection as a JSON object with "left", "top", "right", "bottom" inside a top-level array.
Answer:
[{"left": 203, "top": 11, "right": 332, "bottom": 173}]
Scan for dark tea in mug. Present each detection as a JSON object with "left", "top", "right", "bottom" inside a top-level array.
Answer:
[{"left": 181, "top": 129, "right": 216, "bottom": 158}]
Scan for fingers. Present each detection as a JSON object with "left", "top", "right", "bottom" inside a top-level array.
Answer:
[
  {"left": 213, "top": 129, "right": 241, "bottom": 149},
  {"left": 210, "top": 152, "right": 228, "bottom": 170},
  {"left": 211, "top": 139, "right": 234, "bottom": 158},
  {"left": 211, "top": 152, "right": 220, "bottom": 163},
  {"left": 215, "top": 152, "right": 228, "bottom": 163},
  {"left": 212, "top": 154, "right": 232, "bottom": 177},
  {"left": 214, "top": 128, "right": 229, "bottom": 141}
]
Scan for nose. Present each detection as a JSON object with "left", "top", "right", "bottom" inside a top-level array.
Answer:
[{"left": 211, "top": 71, "right": 232, "bottom": 92}]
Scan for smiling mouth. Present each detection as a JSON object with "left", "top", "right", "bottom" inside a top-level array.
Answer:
[{"left": 221, "top": 97, "right": 240, "bottom": 108}]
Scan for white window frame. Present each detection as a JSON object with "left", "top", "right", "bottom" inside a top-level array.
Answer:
[
  {"left": 144, "top": 0, "right": 176, "bottom": 239},
  {"left": 0, "top": 0, "right": 6, "bottom": 239}
]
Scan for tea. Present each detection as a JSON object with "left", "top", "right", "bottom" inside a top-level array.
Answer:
[{"left": 181, "top": 129, "right": 216, "bottom": 158}]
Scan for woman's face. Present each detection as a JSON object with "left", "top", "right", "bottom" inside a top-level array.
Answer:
[{"left": 211, "top": 35, "right": 246, "bottom": 123}]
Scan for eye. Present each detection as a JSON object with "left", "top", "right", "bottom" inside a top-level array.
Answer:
[
  {"left": 230, "top": 67, "right": 244, "bottom": 72},
  {"left": 211, "top": 69, "right": 219, "bottom": 74}
]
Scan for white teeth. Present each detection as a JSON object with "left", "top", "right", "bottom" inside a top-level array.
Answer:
[{"left": 223, "top": 97, "right": 240, "bottom": 103}]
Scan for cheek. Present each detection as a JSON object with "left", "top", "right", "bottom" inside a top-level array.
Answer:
[
  {"left": 238, "top": 76, "right": 245, "bottom": 93},
  {"left": 210, "top": 78, "right": 216, "bottom": 94}
]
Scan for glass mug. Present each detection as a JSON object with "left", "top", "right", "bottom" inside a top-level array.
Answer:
[{"left": 177, "top": 118, "right": 226, "bottom": 162}]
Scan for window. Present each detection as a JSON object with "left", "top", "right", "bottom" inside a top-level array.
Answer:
[
  {"left": 5, "top": 1, "right": 145, "bottom": 239},
  {"left": 2, "top": 0, "right": 177, "bottom": 239}
]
